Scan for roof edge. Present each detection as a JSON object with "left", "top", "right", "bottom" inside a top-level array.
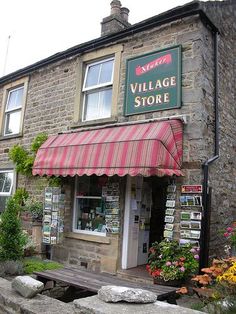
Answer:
[{"left": 0, "top": 1, "right": 218, "bottom": 86}]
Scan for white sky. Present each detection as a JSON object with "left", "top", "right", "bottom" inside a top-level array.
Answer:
[{"left": 0, "top": 0, "right": 198, "bottom": 77}]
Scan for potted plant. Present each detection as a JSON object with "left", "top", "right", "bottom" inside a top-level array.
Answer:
[
  {"left": 223, "top": 223, "right": 236, "bottom": 256},
  {"left": 24, "top": 197, "right": 43, "bottom": 222},
  {"left": 146, "top": 239, "right": 199, "bottom": 286}
]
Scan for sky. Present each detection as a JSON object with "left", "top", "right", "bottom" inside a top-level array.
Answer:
[{"left": 0, "top": 0, "right": 199, "bottom": 77}]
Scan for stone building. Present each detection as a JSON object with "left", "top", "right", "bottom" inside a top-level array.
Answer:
[{"left": 0, "top": 0, "right": 235, "bottom": 275}]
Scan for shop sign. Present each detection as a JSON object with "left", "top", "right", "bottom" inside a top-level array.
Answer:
[
  {"left": 124, "top": 46, "right": 181, "bottom": 116},
  {"left": 181, "top": 185, "right": 203, "bottom": 194}
]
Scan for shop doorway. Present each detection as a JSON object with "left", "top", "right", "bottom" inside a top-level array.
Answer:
[
  {"left": 121, "top": 176, "right": 167, "bottom": 270},
  {"left": 149, "top": 177, "right": 168, "bottom": 248}
]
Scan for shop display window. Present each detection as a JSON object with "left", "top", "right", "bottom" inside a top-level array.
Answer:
[{"left": 73, "top": 175, "right": 106, "bottom": 235}]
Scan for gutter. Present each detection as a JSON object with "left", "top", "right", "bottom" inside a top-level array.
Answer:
[
  {"left": 0, "top": 1, "right": 219, "bottom": 85},
  {"left": 199, "top": 31, "right": 219, "bottom": 270}
]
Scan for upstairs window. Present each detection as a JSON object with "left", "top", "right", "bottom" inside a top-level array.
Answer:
[
  {"left": 0, "top": 170, "right": 14, "bottom": 213},
  {"left": 82, "top": 58, "right": 114, "bottom": 121},
  {"left": 1, "top": 77, "right": 28, "bottom": 138},
  {"left": 4, "top": 86, "right": 24, "bottom": 135}
]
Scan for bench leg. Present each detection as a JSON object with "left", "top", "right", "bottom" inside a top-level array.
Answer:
[{"left": 166, "top": 293, "right": 177, "bottom": 305}]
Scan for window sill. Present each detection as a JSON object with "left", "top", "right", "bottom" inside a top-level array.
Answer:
[
  {"left": 0, "top": 133, "right": 23, "bottom": 141},
  {"left": 65, "top": 232, "right": 111, "bottom": 244},
  {"left": 71, "top": 117, "right": 118, "bottom": 129}
]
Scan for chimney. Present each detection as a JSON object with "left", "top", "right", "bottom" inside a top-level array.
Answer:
[{"left": 101, "top": 0, "right": 131, "bottom": 36}]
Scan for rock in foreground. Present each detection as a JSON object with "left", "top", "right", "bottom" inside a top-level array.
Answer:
[
  {"left": 12, "top": 275, "right": 44, "bottom": 298},
  {"left": 98, "top": 285, "right": 157, "bottom": 303}
]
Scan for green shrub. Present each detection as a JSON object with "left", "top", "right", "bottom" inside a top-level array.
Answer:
[
  {"left": 0, "top": 198, "right": 27, "bottom": 261},
  {"left": 12, "top": 188, "right": 29, "bottom": 207},
  {"left": 23, "top": 257, "right": 63, "bottom": 274}
]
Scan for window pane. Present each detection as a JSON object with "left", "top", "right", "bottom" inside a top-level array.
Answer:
[
  {"left": 85, "top": 63, "right": 100, "bottom": 88},
  {"left": 75, "top": 197, "right": 105, "bottom": 232},
  {"left": 84, "top": 88, "right": 112, "bottom": 121},
  {"left": 99, "top": 59, "right": 114, "bottom": 84},
  {"left": 0, "top": 172, "right": 13, "bottom": 193},
  {"left": 74, "top": 176, "right": 105, "bottom": 233},
  {"left": 6, "top": 87, "right": 23, "bottom": 111},
  {"left": 99, "top": 89, "right": 112, "bottom": 118},
  {"left": 83, "top": 92, "right": 99, "bottom": 121},
  {"left": 5, "top": 110, "right": 21, "bottom": 135}
]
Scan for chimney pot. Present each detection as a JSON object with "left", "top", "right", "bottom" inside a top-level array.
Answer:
[
  {"left": 120, "top": 7, "right": 129, "bottom": 22},
  {"left": 110, "top": 0, "right": 121, "bottom": 15}
]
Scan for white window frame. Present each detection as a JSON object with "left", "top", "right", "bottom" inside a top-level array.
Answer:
[
  {"left": 4, "top": 85, "right": 24, "bottom": 136},
  {"left": 1, "top": 77, "right": 28, "bottom": 138},
  {"left": 0, "top": 170, "right": 14, "bottom": 196},
  {"left": 82, "top": 57, "right": 114, "bottom": 122},
  {"left": 72, "top": 176, "right": 106, "bottom": 237}
]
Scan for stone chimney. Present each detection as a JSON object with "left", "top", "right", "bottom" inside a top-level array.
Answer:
[{"left": 101, "top": 0, "right": 131, "bottom": 36}]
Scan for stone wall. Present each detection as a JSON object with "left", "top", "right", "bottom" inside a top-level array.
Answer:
[
  {"left": 0, "top": 2, "right": 235, "bottom": 266},
  {"left": 200, "top": 0, "right": 236, "bottom": 256}
]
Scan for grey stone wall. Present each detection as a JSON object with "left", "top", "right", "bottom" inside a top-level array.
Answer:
[
  {"left": 0, "top": 2, "right": 235, "bottom": 265},
  {"left": 200, "top": 0, "right": 236, "bottom": 257}
]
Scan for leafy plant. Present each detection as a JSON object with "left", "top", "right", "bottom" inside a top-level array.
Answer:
[
  {"left": 223, "top": 223, "right": 236, "bottom": 248},
  {"left": 48, "top": 176, "right": 62, "bottom": 187},
  {"left": 146, "top": 239, "right": 199, "bottom": 281},
  {"left": 188, "top": 257, "right": 236, "bottom": 313},
  {"left": 24, "top": 197, "right": 43, "bottom": 221},
  {"left": 23, "top": 257, "right": 63, "bottom": 274},
  {"left": 0, "top": 198, "right": 27, "bottom": 261},
  {"left": 31, "top": 133, "right": 48, "bottom": 153},
  {"left": 9, "top": 133, "right": 48, "bottom": 177},
  {"left": 8, "top": 145, "right": 32, "bottom": 176},
  {"left": 12, "top": 188, "right": 29, "bottom": 207}
]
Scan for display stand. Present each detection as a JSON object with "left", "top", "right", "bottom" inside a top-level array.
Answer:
[
  {"left": 179, "top": 185, "right": 203, "bottom": 246},
  {"left": 102, "top": 183, "right": 120, "bottom": 233},
  {"left": 42, "top": 187, "right": 65, "bottom": 245}
]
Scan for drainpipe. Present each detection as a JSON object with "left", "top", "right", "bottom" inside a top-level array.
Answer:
[{"left": 199, "top": 31, "right": 219, "bottom": 270}]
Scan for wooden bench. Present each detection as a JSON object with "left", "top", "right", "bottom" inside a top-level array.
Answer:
[{"left": 35, "top": 267, "right": 178, "bottom": 304}]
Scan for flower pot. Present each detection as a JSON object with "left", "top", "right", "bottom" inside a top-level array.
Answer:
[{"left": 153, "top": 277, "right": 183, "bottom": 287}]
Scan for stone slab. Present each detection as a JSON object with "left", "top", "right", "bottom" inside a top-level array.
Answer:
[
  {"left": 74, "top": 295, "right": 203, "bottom": 314},
  {"left": 0, "top": 277, "right": 73, "bottom": 314},
  {"left": 12, "top": 275, "right": 44, "bottom": 298},
  {"left": 98, "top": 285, "right": 156, "bottom": 303}
]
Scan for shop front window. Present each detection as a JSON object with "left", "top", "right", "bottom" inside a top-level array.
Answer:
[{"left": 73, "top": 175, "right": 106, "bottom": 235}]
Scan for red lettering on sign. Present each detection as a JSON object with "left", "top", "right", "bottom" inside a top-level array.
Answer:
[{"left": 135, "top": 54, "right": 172, "bottom": 76}]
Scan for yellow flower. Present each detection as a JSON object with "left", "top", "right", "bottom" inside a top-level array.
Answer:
[{"left": 217, "top": 262, "right": 236, "bottom": 284}]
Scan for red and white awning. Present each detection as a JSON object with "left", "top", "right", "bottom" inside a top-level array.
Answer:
[{"left": 33, "top": 119, "right": 183, "bottom": 177}]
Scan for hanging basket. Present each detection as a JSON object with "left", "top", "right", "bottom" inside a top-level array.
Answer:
[{"left": 153, "top": 277, "right": 183, "bottom": 287}]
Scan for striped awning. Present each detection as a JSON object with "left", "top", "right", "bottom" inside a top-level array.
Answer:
[{"left": 32, "top": 119, "right": 183, "bottom": 177}]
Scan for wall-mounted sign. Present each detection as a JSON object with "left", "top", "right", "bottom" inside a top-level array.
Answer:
[
  {"left": 124, "top": 46, "right": 181, "bottom": 116},
  {"left": 181, "top": 185, "right": 203, "bottom": 194}
]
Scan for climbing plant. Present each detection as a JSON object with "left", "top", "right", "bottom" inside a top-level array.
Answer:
[{"left": 8, "top": 133, "right": 48, "bottom": 176}]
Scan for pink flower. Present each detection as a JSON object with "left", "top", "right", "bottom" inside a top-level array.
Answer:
[
  {"left": 194, "top": 254, "right": 199, "bottom": 260},
  {"left": 166, "top": 261, "right": 172, "bottom": 266},
  {"left": 224, "top": 232, "right": 230, "bottom": 237},
  {"left": 190, "top": 248, "right": 196, "bottom": 253},
  {"left": 227, "top": 227, "right": 233, "bottom": 232},
  {"left": 180, "top": 267, "right": 185, "bottom": 272}
]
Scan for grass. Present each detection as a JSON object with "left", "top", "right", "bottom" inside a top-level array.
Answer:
[{"left": 23, "top": 257, "right": 63, "bottom": 274}]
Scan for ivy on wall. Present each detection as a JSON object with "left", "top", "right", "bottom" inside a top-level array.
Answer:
[{"left": 9, "top": 133, "right": 48, "bottom": 176}]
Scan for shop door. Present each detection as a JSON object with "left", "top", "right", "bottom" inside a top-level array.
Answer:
[
  {"left": 137, "top": 180, "right": 152, "bottom": 265},
  {"left": 149, "top": 177, "right": 167, "bottom": 247},
  {"left": 122, "top": 176, "right": 152, "bottom": 269},
  {"left": 122, "top": 176, "right": 167, "bottom": 269}
]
